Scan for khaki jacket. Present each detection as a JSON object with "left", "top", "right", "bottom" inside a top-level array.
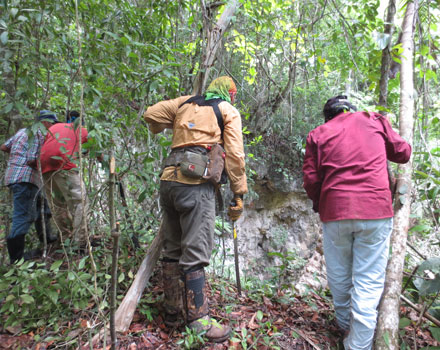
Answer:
[{"left": 144, "top": 95, "right": 248, "bottom": 195}]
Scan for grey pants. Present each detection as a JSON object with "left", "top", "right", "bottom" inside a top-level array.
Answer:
[{"left": 160, "top": 181, "right": 215, "bottom": 271}]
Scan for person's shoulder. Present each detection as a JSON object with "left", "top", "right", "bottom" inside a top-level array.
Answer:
[
  {"left": 218, "top": 100, "right": 239, "bottom": 114},
  {"left": 15, "top": 128, "right": 29, "bottom": 139},
  {"left": 174, "top": 95, "right": 193, "bottom": 103}
]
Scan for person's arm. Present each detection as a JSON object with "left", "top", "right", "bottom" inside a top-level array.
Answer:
[
  {"left": 303, "top": 133, "right": 322, "bottom": 212},
  {"left": 148, "top": 123, "right": 172, "bottom": 134},
  {"left": 143, "top": 96, "right": 190, "bottom": 134},
  {"left": 0, "top": 144, "right": 10, "bottom": 153},
  {"left": 222, "top": 103, "right": 247, "bottom": 196},
  {"left": 26, "top": 130, "right": 44, "bottom": 169},
  {"left": 379, "top": 117, "right": 412, "bottom": 163},
  {"left": 1, "top": 133, "right": 16, "bottom": 153}
]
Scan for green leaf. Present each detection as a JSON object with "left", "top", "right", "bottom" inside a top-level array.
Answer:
[
  {"left": 118, "top": 272, "right": 125, "bottom": 283},
  {"left": 430, "top": 327, "right": 440, "bottom": 342},
  {"left": 399, "top": 317, "right": 411, "bottom": 328},
  {"left": 50, "top": 260, "right": 63, "bottom": 271},
  {"left": 78, "top": 257, "right": 87, "bottom": 269},
  {"left": 256, "top": 310, "right": 264, "bottom": 321},
  {"left": 21, "top": 294, "right": 35, "bottom": 304},
  {"left": 137, "top": 189, "right": 148, "bottom": 203},
  {"left": 47, "top": 290, "right": 59, "bottom": 304},
  {"left": 291, "top": 330, "right": 299, "bottom": 338},
  {"left": 398, "top": 184, "right": 408, "bottom": 194},
  {"left": 383, "top": 331, "right": 390, "bottom": 347},
  {"left": 10, "top": 8, "right": 19, "bottom": 17},
  {"left": 0, "top": 31, "right": 8, "bottom": 45},
  {"left": 399, "top": 195, "right": 406, "bottom": 205},
  {"left": 374, "top": 32, "right": 391, "bottom": 50},
  {"left": 420, "top": 258, "right": 440, "bottom": 274},
  {"left": 5, "top": 294, "right": 15, "bottom": 302}
]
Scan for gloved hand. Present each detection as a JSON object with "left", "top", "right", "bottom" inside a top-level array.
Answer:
[{"left": 228, "top": 195, "right": 244, "bottom": 221}]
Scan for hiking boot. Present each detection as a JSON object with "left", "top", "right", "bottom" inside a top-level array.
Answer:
[
  {"left": 189, "top": 315, "right": 231, "bottom": 343},
  {"left": 184, "top": 267, "right": 231, "bottom": 343},
  {"left": 162, "top": 260, "right": 184, "bottom": 327}
]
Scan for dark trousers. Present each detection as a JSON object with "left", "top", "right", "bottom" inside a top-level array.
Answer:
[
  {"left": 159, "top": 181, "right": 216, "bottom": 271},
  {"left": 7, "top": 182, "right": 51, "bottom": 263}
]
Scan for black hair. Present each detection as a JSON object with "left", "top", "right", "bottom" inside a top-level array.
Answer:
[
  {"left": 323, "top": 95, "right": 357, "bottom": 122},
  {"left": 66, "top": 110, "right": 80, "bottom": 122}
]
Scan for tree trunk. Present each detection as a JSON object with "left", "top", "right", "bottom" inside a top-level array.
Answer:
[
  {"left": 378, "top": 0, "right": 397, "bottom": 203},
  {"left": 192, "top": 0, "right": 239, "bottom": 95},
  {"left": 375, "top": 2, "right": 417, "bottom": 350},
  {"left": 378, "top": 0, "right": 396, "bottom": 108}
]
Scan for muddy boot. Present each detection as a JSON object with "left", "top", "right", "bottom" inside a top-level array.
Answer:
[
  {"left": 162, "top": 259, "right": 184, "bottom": 327},
  {"left": 184, "top": 267, "right": 231, "bottom": 343}
]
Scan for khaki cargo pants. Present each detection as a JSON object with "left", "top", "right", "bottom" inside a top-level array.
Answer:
[
  {"left": 160, "top": 181, "right": 216, "bottom": 271},
  {"left": 43, "top": 170, "right": 89, "bottom": 244}
]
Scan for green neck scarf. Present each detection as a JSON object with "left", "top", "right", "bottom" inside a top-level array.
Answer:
[{"left": 204, "top": 76, "right": 236, "bottom": 103}]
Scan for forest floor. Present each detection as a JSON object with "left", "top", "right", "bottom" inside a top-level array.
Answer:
[
  {"left": 0, "top": 243, "right": 439, "bottom": 350},
  {"left": 1, "top": 264, "right": 439, "bottom": 350}
]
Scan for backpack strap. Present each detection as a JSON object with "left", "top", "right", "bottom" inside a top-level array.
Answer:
[
  {"left": 179, "top": 95, "right": 225, "bottom": 137},
  {"left": 179, "top": 95, "right": 228, "bottom": 187}
]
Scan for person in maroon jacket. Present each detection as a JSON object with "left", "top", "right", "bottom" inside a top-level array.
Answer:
[{"left": 303, "top": 95, "right": 411, "bottom": 350}]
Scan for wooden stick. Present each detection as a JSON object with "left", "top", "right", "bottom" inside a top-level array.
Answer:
[
  {"left": 400, "top": 295, "right": 440, "bottom": 327},
  {"left": 89, "top": 224, "right": 164, "bottom": 347},
  {"left": 115, "top": 223, "right": 164, "bottom": 332},
  {"left": 291, "top": 327, "right": 321, "bottom": 350}
]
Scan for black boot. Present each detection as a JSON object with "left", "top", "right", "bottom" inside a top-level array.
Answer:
[
  {"left": 184, "top": 267, "right": 231, "bottom": 343},
  {"left": 162, "top": 260, "right": 184, "bottom": 327},
  {"left": 7, "top": 235, "right": 25, "bottom": 263}
]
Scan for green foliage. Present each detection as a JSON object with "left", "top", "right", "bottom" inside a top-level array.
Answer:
[
  {"left": 0, "top": 258, "right": 95, "bottom": 331},
  {"left": 231, "top": 315, "right": 282, "bottom": 350},
  {"left": 176, "top": 326, "right": 206, "bottom": 350},
  {"left": 413, "top": 258, "right": 440, "bottom": 296}
]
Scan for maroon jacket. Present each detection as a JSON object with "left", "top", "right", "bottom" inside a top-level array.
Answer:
[{"left": 303, "top": 111, "right": 411, "bottom": 222}]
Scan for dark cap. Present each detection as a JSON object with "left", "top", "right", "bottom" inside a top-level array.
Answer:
[
  {"left": 323, "top": 95, "right": 357, "bottom": 122},
  {"left": 37, "top": 110, "right": 59, "bottom": 123}
]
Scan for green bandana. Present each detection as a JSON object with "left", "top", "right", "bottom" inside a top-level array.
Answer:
[{"left": 204, "top": 76, "right": 236, "bottom": 103}]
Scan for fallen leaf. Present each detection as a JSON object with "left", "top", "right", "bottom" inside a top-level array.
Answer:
[
  {"left": 159, "top": 331, "right": 169, "bottom": 341},
  {"left": 80, "top": 319, "right": 89, "bottom": 328},
  {"left": 248, "top": 313, "right": 260, "bottom": 330},
  {"left": 130, "top": 323, "right": 145, "bottom": 333},
  {"left": 5, "top": 325, "right": 22, "bottom": 334},
  {"left": 274, "top": 317, "right": 285, "bottom": 325},
  {"left": 228, "top": 339, "right": 241, "bottom": 350}
]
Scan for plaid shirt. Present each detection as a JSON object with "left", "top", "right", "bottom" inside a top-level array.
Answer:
[{"left": 3, "top": 128, "right": 44, "bottom": 187}]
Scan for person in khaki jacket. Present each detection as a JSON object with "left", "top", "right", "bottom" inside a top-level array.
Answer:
[{"left": 144, "top": 76, "right": 247, "bottom": 343}]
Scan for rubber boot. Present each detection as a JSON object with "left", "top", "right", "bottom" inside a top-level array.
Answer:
[
  {"left": 184, "top": 267, "right": 231, "bottom": 343},
  {"left": 7, "top": 235, "right": 25, "bottom": 263},
  {"left": 162, "top": 260, "right": 184, "bottom": 327}
]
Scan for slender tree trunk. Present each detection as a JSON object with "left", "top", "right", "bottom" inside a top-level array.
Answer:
[
  {"left": 378, "top": 0, "right": 398, "bottom": 201},
  {"left": 375, "top": 2, "right": 417, "bottom": 349},
  {"left": 378, "top": 0, "right": 396, "bottom": 107},
  {"left": 192, "top": 0, "right": 239, "bottom": 94}
]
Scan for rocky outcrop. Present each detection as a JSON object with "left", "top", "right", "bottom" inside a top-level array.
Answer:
[{"left": 232, "top": 160, "right": 327, "bottom": 294}]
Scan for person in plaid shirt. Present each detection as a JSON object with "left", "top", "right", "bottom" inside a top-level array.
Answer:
[{"left": 1, "top": 110, "right": 59, "bottom": 263}]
